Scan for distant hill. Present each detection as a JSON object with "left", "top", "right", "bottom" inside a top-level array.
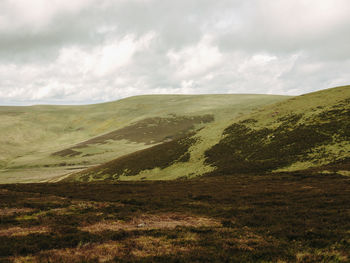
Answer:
[
  {"left": 65, "top": 86, "right": 349, "bottom": 182},
  {"left": 0, "top": 94, "right": 287, "bottom": 183}
]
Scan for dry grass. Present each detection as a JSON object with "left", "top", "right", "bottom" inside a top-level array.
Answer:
[
  {"left": 2, "top": 172, "right": 349, "bottom": 262},
  {"left": 0, "top": 207, "right": 34, "bottom": 216},
  {"left": 13, "top": 242, "right": 124, "bottom": 263},
  {"left": 13, "top": 236, "right": 195, "bottom": 263},
  {"left": 25, "top": 195, "right": 67, "bottom": 202},
  {"left": 0, "top": 226, "right": 49, "bottom": 237},
  {"left": 296, "top": 250, "right": 348, "bottom": 262},
  {"left": 70, "top": 200, "right": 120, "bottom": 209},
  {"left": 81, "top": 213, "right": 220, "bottom": 233},
  {"left": 128, "top": 236, "right": 193, "bottom": 257},
  {"left": 221, "top": 226, "right": 268, "bottom": 251}
]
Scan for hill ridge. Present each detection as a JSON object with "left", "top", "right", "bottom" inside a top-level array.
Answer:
[
  {"left": 66, "top": 85, "right": 350, "bottom": 182},
  {"left": 0, "top": 93, "right": 288, "bottom": 183}
]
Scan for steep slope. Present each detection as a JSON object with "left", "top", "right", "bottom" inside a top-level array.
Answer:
[
  {"left": 66, "top": 85, "right": 349, "bottom": 182},
  {"left": 205, "top": 85, "right": 350, "bottom": 174},
  {"left": 0, "top": 94, "right": 288, "bottom": 183}
]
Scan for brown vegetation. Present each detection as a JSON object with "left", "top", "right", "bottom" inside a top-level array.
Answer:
[
  {"left": 0, "top": 226, "right": 49, "bottom": 237},
  {"left": 67, "top": 134, "right": 196, "bottom": 181},
  {"left": 205, "top": 100, "right": 350, "bottom": 174},
  {"left": 0, "top": 207, "right": 34, "bottom": 217},
  {"left": 53, "top": 114, "right": 213, "bottom": 157},
  {"left": 1, "top": 171, "right": 349, "bottom": 262},
  {"left": 81, "top": 213, "right": 220, "bottom": 233}
]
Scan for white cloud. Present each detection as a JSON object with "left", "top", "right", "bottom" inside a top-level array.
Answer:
[
  {"left": 258, "top": 0, "right": 350, "bottom": 36},
  {"left": 238, "top": 54, "right": 278, "bottom": 73},
  {"left": 0, "top": 0, "right": 349, "bottom": 104},
  {"left": 95, "top": 33, "right": 155, "bottom": 77},
  {"left": 167, "top": 35, "right": 222, "bottom": 78},
  {"left": 56, "top": 32, "right": 156, "bottom": 78},
  {"left": 0, "top": 0, "right": 95, "bottom": 32},
  {"left": 0, "top": 32, "right": 157, "bottom": 103}
]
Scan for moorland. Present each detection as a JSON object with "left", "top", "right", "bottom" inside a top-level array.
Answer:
[{"left": 0, "top": 85, "right": 349, "bottom": 262}]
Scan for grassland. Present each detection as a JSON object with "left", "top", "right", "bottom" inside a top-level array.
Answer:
[
  {"left": 0, "top": 94, "right": 288, "bottom": 183},
  {"left": 205, "top": 86, "right": 350, "bottom": 174},
  {"left": 68, "top": 86, "right": 350, "bottom": 182},
  {"left": 1, "top": 170, "right": 349, "bottom": 262}
]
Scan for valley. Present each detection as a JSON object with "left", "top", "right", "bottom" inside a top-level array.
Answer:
[
  {"left": 0, "top": 94, "right": 288, "bottom": 183},
  {"left": 0, "top": 85, "right": 349, "bottom": 262}
]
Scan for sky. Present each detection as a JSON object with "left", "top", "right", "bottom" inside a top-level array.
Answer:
[{"left": 0, "top": 0, "right": 349, "bottom": 105}]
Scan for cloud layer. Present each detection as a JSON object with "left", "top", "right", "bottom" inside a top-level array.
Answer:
[{"left": 0, "top": 0, "right": 349, "bottom": 104}]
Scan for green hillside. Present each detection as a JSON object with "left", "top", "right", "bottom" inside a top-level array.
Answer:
[
  {"left": 205, "top": 86, "right": 350, "bottom": 174},
  {"left": 0, "top": 94, "right": 287, "bottom": 183},
  {"left": 66, "top": 86, "right": 349, "bottom": 182}
]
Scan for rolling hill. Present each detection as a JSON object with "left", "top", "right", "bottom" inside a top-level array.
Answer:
[
  {"left": 65, "top": 85, "right": 350, "bottom": 182},
  {"left": 205, "top": 86, "right": 350, "bottom": 174},
  {"left": 0, "top": 94, "right": 288, "bottom": 183}
]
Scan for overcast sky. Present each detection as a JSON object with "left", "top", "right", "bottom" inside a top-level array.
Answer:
[{"left": 0, "top": 0, "right": 349, "bottom": 105}]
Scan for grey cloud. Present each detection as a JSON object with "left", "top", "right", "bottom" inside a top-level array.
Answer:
[
  {"left": 0, "top": 0, "right": 240, "bottom": 61},
  {"left": 0, "top": 0, "right": 349, "bottom": 105}
]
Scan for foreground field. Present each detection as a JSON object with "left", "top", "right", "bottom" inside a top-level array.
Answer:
[{"left": 1, "top": 172, "right": 349, "bottom": 262}]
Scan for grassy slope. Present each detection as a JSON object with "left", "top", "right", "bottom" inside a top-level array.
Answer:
[
  {"left": 0, "top": 94, "right": 288, "bottom": 183},
  {"left": 205, "top": 85, "right": 350, "bottom": 174},
  {"left": 66, "top": 95, "right": 290, "bottom": 182},
  {"left": 67, "top": 85, "right": 349, "bottom": 182}
]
